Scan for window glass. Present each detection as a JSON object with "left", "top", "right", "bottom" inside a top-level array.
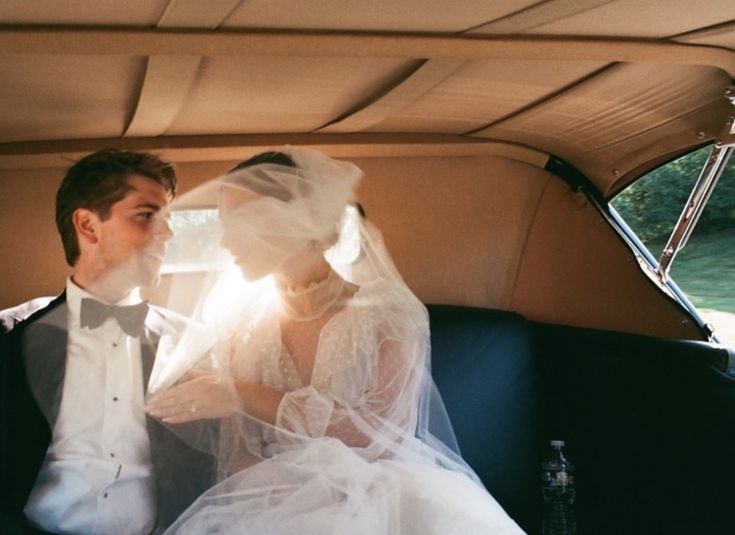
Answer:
[
  {"left": 611, "top": 146, "right": 735, "bottom": 345},
  {"left": 162, "top": 209, "right": 220, "bottom": 272}
]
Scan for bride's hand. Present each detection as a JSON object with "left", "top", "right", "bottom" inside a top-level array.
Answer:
[{"left": 146, "top": 369, "right": 241, "bottom": 424}]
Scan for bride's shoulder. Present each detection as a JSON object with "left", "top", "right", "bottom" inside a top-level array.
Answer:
[{"left": 346, "top": 279, "right": 427, "bottom": 328}]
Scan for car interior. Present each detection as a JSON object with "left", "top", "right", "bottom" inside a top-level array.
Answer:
[{"left": 1, "top": 2, "right": 734, "bottom": 534}]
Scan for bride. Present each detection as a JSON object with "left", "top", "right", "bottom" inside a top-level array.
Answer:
[{"left": 146, "top": 148, "right": 525, "bottom": 534}]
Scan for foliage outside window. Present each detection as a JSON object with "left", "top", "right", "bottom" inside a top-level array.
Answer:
[{"left": 611, "top": 146, "right": 735, "bottom": 345}]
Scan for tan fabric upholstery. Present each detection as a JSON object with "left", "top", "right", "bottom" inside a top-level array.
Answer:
[{"left": 0, "top": 2, "right": 732, "bottom": 339}]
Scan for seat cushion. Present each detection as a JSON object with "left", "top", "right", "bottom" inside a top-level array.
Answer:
[
  {"left": 537, "top": 322, "right": 735, "bottom": 535},
  {"left": 428, "top": 305, "right": 543, "bottom": 533}
]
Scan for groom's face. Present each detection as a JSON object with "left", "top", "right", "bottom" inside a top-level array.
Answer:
[{"left": 93, "top": 174, "right": 173, "bottom": 290}]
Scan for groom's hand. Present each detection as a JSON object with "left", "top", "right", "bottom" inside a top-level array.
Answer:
[{"left": 146, "top": 369, "right": 241, "bottom": 424}]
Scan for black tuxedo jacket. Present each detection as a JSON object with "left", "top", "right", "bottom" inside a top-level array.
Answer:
[{"left": 0, "top": 293, "right": 215, "bottom": 534}]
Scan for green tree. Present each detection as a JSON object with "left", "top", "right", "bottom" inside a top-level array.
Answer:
[{"left": 612, "top": 146, "right": 735, "bottom": 243}]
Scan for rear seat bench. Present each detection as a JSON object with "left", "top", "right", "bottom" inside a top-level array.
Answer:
[
  {"left": 4, "top": 301, "right": 733, "bottom": 533},
  {"left": 428, "top": 304, "right": 735, "bottom": 535}
]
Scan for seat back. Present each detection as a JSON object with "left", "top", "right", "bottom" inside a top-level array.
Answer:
[
  {"left": 428, "top": 305, "right": 735, "bottom": 535},
  {"left": 428, "top": 305, "right": 544, "bottom": 533},
  {"left": 537, "top": 322, "right": 735, "bottom": 535}
]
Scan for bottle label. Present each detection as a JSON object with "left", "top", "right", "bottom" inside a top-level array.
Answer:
[{"left": 542, "top": 469, "right": 574, "bottom": 487}]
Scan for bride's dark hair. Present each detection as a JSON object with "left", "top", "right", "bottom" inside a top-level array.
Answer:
[
  {"left": 226, "top": 151, "right": 296, "bottom": 202},
  {"left": 230, "top": 151, "right": 295, "bottom": 172}
]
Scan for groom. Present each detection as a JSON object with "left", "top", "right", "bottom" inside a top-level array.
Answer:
[{"left": 0, "top": 149, "right": 213, "bottom": 534}]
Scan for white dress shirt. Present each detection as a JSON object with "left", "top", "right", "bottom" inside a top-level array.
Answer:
[{"left": 24, "top": 278, "right": 156, "bottom": 535}]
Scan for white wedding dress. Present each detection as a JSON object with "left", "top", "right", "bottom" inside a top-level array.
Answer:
[
  {"left": 163, "top": 279, "right": 525, "bottom": 535},
  {"left": 154, "top": 147, "right": 525, "bottom": 534}
]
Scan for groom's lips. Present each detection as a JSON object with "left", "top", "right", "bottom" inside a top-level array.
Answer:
[{"left": 143, "top": 248, "right": 166, "bottom": 263}]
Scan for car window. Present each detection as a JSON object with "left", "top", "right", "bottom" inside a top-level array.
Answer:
[
  {"left": 163, "top": 208, "right": 220, "bottom": 272},
  {"left": 611, "top": 146, "right": 735, "bottom": 345}
]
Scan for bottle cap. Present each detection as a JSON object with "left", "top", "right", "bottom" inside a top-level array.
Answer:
[{"left": 550, "top": 440, "right": 565, "bottom": 447}]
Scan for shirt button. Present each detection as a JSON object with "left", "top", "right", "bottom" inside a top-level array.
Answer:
[
  {"left": 103, "top": 493, "right": 109, "bottom": 498},
  {"left": 113, "top": 396, "right": 119, "bottom": 402},
  {"left": 110, "top": 452, "right": 115, "bottom": 458},
  {"left": 112, "top": 342, "right": 118, "bottom": 348}
]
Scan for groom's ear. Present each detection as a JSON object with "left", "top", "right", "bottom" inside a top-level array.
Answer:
[{"left": 72, "top": 208, "right": 100, "bottom": 246}]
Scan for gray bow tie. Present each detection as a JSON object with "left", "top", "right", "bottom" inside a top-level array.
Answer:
[{"left": 80, "top": 298, "right": 149, "bottom": 337}]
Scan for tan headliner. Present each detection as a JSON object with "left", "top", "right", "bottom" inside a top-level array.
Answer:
[{"left": 0, "top": 0, "right": 733, "bottom": 195}]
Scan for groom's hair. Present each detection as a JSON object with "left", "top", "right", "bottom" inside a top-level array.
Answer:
[{"left": 56, "top": 148, "right": 177, "bottom": 266}]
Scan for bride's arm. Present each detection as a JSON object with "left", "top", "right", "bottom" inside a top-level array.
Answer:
[
  {"left": 275, "top": 335, "right": 424, "bottom": 448},
  {"left": 147, "top": 334, "right": 422, "bottom": 447},
  {"left": 146, "top": 369, "right": 285, "bottom": 424},
  {"left": 233, "top": 381, "right": 283, "bottom": 424}
]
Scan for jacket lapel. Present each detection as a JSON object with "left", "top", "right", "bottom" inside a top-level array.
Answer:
[
  {"left": 2, "top": 297, "right": 215, "bottom": 526},
  {"left": 139, "top": 307, "right": 218, "bottom": 530},
  {"left": 22, "top": 297, "right": 69, "bottom": 430},
  {"left": 24, "top": 295, "right": 162, "bottom": 430},
  {"left": 2, "top": 293, "right": 67, "bottom": 511},
  {"left": 140, "top": 323, "right": 159, "bottom": 391}
]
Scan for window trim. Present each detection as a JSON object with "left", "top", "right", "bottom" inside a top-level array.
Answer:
[
  {"left": 657, "top": 144, "right": 734, "bottom": 283},
  {"left": 606, "top": 204, "right": 717, "bottom": 342},
  {"left": 546, "top": 154, "right": 716, "bottom": 340}
]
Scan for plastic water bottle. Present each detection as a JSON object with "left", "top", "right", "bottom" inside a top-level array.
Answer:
[{"left": 541, "top": 440, "right": 576, "bottom": 535}]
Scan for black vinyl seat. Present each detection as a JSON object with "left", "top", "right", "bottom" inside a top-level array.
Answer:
[
  {"left": 4, "top": 301, "right": 734, "bottom": 534},
  {"left": 427, "top": 304, "right": 735, "bottom": 535},
  {"left": 429, "top": 305, "right": 544, "bottom": 533}
]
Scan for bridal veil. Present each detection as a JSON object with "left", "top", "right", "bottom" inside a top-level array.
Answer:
[{"left": 147, "top": 148, "right": 522, "bottom": 534}]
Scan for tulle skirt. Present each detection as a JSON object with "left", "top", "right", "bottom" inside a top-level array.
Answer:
[{"left": 165, "top": 438, "right": 525, "bottom": 535}]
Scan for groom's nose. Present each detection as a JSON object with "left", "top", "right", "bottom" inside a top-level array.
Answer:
[{"left": 152, "top": 212, "right": 174, "bottom": 241}]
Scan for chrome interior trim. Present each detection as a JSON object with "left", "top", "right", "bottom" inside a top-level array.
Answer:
[
  {"left": 658, "top": 87, "right": 735, "bottom": 283},
  {"left": 607, "top": 205, "right": 717, "bottom": 342},
  {"left": 657, "top": 144, "right": 733, "bottom": 282}
]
